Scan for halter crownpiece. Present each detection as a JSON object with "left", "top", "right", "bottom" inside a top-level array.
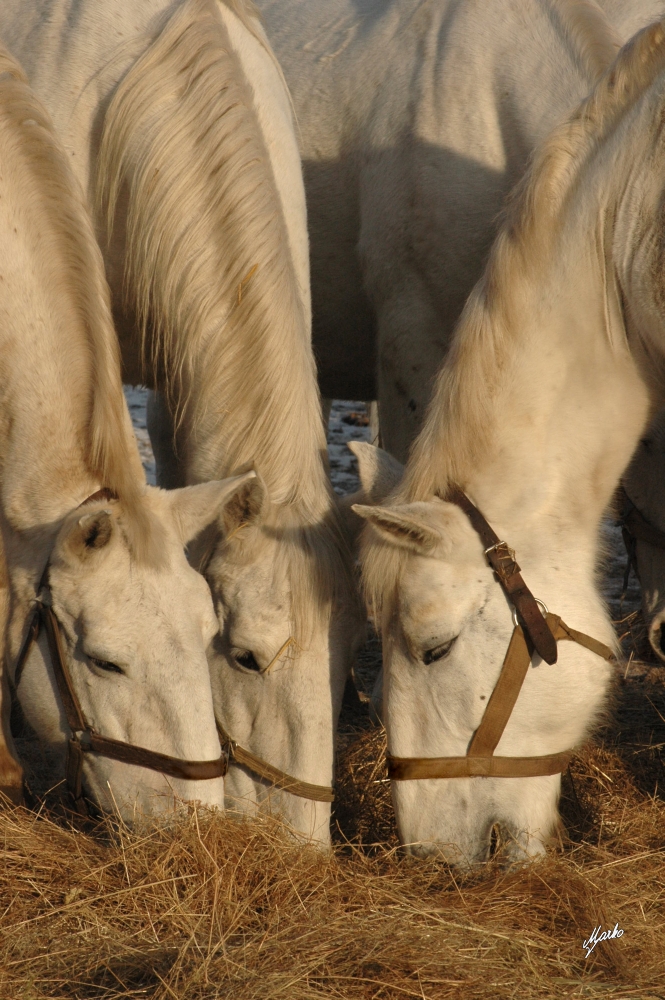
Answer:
[{"left": 387, "top": 487, "right": 614, "bottom": 782}]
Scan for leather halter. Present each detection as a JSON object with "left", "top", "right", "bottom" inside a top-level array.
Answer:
[
  {"left": 387, "top": 488, "right": 614, "bottom": 782},
  {"left": 216, "top": 721, "right": 334, "bottom": 803},
  {"left": 10, "top": 489, "right": 228, "bottom": 814}
]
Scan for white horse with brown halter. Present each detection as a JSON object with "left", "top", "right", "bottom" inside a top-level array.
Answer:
[
  {"left": 0, "top": 0, "right": 363, "bottom": 843},
  {"left": 354, "top": 23, "right": 665, "bottom": 864},
  {"left": 0, "top": 44, "right": 255, "bottom": 819}
]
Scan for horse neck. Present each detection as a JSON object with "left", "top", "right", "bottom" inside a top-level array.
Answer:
[
  {"left": 0, "top": 181, "right": 98, "bottom": 558},
  {"left": 456, "top": 195, "right": 649, "bottom": 575}
]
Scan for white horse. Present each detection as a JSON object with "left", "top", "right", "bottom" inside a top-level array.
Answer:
[
  {"left": 0, "top": 44, "right": 254, "bottom": 820},
  {"left": 257, "top": 0, "right": 664, "bottom": 460},
  {"left": 0, "top": 0, "right": 363, "bottom": 843},
  {"left": 353, "top": 22, "right": 665, "bottom": 864}
]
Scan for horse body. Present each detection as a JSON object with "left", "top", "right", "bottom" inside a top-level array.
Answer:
[
  {"left": 258, "top": 0, "right": 664, "bottom": 460},
  {"left": 0, "top": 0, "right": 362, "bottom": 842},
  {"left": 0, "top": 44, "right": 258, "bottom": 819},
  {"left": 355, "top": 23, "right": 665, "bottom": 862}
]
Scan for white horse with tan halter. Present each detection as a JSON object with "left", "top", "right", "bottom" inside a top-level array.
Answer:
[
  {"left": 353, "top": 22, "right": 665, "bottom": 864},
  {"left": 0, "top": 0, "right": 363, "bottom": 843},
  {"left": 0, "top": 44, "right": 256, "bottom": 820}
]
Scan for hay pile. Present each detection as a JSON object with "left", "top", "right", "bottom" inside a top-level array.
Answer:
[
  {"left": 1, "top": 613, "right": 664, "bottom": 998},
  {"left": 0, "top": 784, "right": 663, "bottom": 1000}
]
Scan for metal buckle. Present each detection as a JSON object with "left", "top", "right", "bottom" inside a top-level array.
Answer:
[
  {"left": 484, "top": 541, "right": 508, "bottom": 556},
  {"left": 512, "top": 599, "right": 549, "bottom": 628}
]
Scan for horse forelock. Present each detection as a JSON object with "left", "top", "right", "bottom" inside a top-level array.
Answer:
[
  {"left": 0, "top": 45, "right": 157, "bottom": 563},
  {"left": 392, "top": 18, "right": 665, "bottom": 511},
  {"left": 220, "top": 501, "right": 360, "bottom": 646},
  {"left": 97, "top": 0, "right": 329, "bottom": 513}
]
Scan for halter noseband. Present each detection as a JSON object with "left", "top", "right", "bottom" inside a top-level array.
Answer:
[
  {"left": 387, "top": 488, "right": 614, "bottom": 782},
  {"left": 10, "top": 489, "right": 228, "bottom": 814}
]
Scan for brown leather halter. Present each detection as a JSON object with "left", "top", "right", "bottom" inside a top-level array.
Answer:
[
  {"left": 388, "top": 488, "right": 614, "bottom": 782},
  {"left": 216, "top": 721, "right": 334, "bottom": 803},
  {"left": 10, "top": 490, "right": 228, "bottom": 814}
]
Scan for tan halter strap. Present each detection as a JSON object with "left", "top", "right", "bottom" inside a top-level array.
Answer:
[
  {"left": 444, "top": 487, "right": 557, "bottom": 664},
  {"left": 388, "top": 488, "right": 614, "bottom": 782},
  {"left": 216, "top": 721, "right": 334, "bottom": 803},
  {"left": 10, "top": 489, "right": 228, "bottom": 814},
  {"left": 388, "top": 613, "right": 613, "bottom": 780}
]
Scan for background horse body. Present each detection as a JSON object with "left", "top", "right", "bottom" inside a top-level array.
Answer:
[
  {"left": 258, "top": 0, "right": 664, "bottom": 461},
  {"left": 0, "top": 0, "right": 362, "bottom": 843},
  {"left": 354, "top": 23, "right": 665, "bottom": 863},
  {"left": 0, "top": 45, "right": 256, "bottom": 819}
]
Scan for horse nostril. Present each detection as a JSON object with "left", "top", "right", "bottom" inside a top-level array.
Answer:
[{"left": 659, "top": 623, "right": 665, "bottom": 656}]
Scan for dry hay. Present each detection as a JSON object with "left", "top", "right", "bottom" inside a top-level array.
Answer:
[{"left": 1, "top": 616, "right": 664, "bottom": 998}]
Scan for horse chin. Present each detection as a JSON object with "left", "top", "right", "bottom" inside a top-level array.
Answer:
[
  {"left": 82, "top": 766, "right": 226, "bottom": 826},
  {"left": 223, "top": 766, "right": 332, "bottom": 848},
  {"left": 392, "top": 779, "right": 557, "bottom": 869}
]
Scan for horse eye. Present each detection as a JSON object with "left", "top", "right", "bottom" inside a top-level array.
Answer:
[
  {"left": 234, "top": 649, "right": 261, "bottom": 672},
  {"left": 89, "top": 656, "right": 123, "bottom": 675},
  {"left": 423, "top": 637, "right": 457, "bottom": 665}
]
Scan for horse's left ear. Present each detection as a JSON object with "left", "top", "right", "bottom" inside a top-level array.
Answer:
[
  {"left": 352, "top": 502, "right": 441, "bottom": 553},
  {"left": 164, "top": 472, "right": 258, "bottom": 544}
]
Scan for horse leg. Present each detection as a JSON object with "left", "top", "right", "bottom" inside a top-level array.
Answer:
[
  {"left": 0, "top": 540, "right": 23, "bottom": 804},
  {"left": 371, "top": 281, "right": 444, "bottom": 464},
  {"left": 146, "top": 390, "right": 186, "bottom": 489}
]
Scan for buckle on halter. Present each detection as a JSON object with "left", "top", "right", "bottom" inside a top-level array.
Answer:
[
  {"left": 484, "top": 540, "right": 520, "bottom": 580},
  {"left": 512, "top": 599, "right": 549, "bottom": 629}
]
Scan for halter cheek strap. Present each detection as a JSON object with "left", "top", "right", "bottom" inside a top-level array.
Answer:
[{"left": 387, "top": 488, "right": 614, "bottom": 782}]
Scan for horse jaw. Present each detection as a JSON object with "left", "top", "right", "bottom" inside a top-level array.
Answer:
[{"left": 14, "top": 483, "right": 254, "bottom": 822}]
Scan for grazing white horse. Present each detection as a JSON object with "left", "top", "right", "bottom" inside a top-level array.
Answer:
[
  {"left": 258, "top": 0, "right": 665, "bottom": 461},
  {"left": 0, "top": 44, "right": 254, "bottom": 820},
  {"left": 354, "top": 22, "right": 665, "bottom": 864},
  {"left": 0, "top": 0, "right": 363, "bottom": 843}
]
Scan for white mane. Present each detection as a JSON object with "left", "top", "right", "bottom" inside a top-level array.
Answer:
[
  {"left": 0, "top": 45, "right": 152, "bottom": 551},
  {"left": 98, "top": 0, "right": 331, "bottom": 517}
]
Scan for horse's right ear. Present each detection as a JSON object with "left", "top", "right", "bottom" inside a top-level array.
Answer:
[
  {"left": 62, "top": 508, "right": 115, "bottom": 561},
  {"left": 348, "top": 442, "right": 404, "bottom": 502}
]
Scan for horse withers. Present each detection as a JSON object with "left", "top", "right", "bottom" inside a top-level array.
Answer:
[{"left": 0, "top": 45, "right": 254, "bottom": 821}]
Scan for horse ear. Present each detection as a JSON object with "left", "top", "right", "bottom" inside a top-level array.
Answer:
[
  {"left": 219, "top": 472, "right": 268, "bottom": 536},
  {"left": 352, "top": 502, "right": 441, "bottom": 553},
  {"left": 348, "top": 442, "right": 403, "bottom": 502},
  {"left": 65, "top": 509, "right": 114, "bottom": 560},
  {"left": 164, "top": 472, "right": 258, "bottom": 545}
]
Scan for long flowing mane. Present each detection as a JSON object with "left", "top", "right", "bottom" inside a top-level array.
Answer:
[
  {"left": 403, "top": 18, "right": 665, "bottom": 505},
  {"left": 97, "top": 0, "right": 356, "bottom": 632},
  {"left": 97, "top": 0, "right": 331, "bottom": 517},
  {"left": 0, "top": 46, "right": 149, "bottom": 539},
  {"left": 361, "top": 18, "right": 665, "bottom": 626}
]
